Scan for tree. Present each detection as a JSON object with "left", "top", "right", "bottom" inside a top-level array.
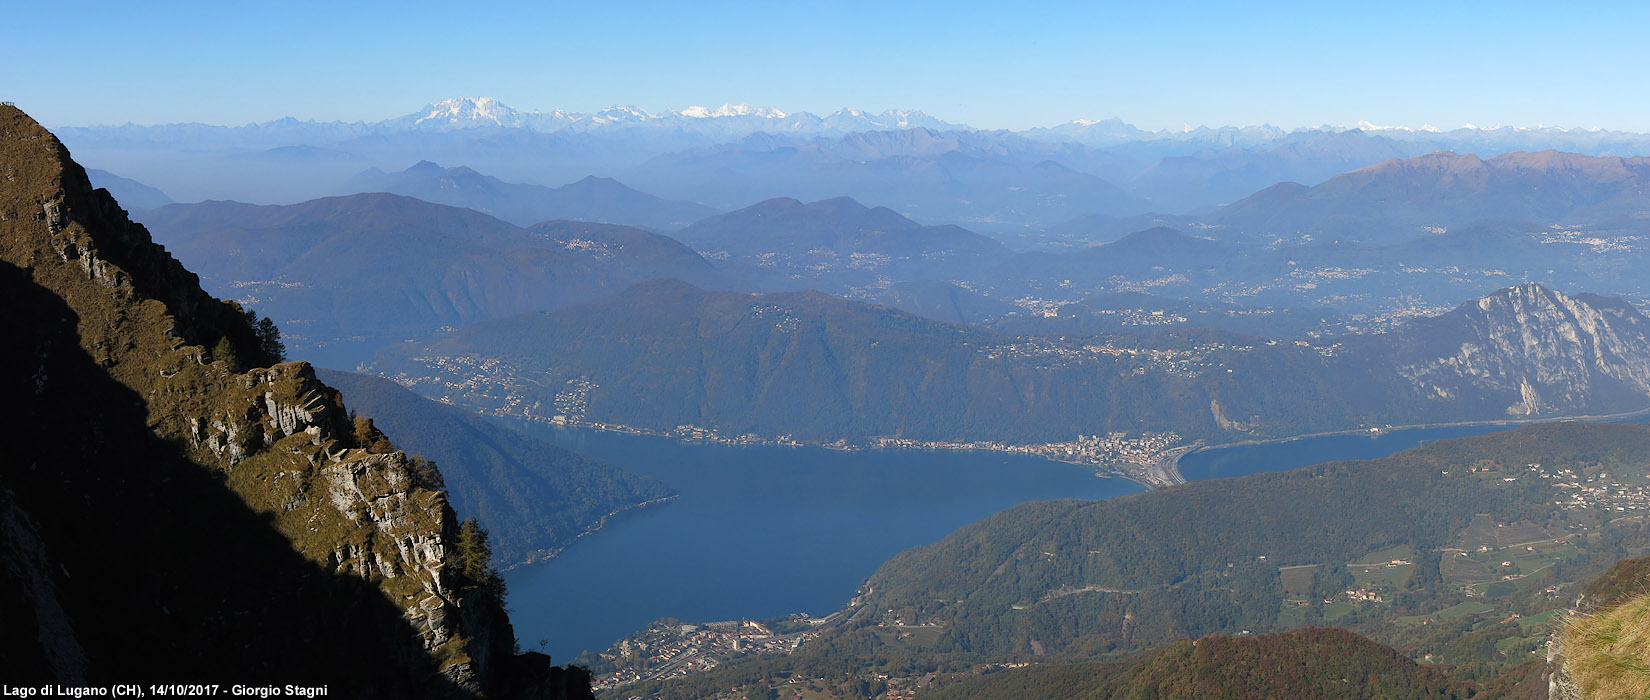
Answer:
[
  {"left": 456, "top": 517, "right": 505, "bottom": 598},
  {"left": 255, "top": 315, "right": 285, "bottom": 364},
  {"left": 241, "top": 309, "right": 285, "bottom": 366},
  {"left": 213, "top": 336, "right": 243, "bottom": 373},
  {"left": 406, "top": 454, "right": 445, "bottom": 490}
]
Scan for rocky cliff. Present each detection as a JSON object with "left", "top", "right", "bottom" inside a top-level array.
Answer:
[
  {"left": 0, "top": 105, "right": 588, "bottom": 697},
  {"left": 1389, "top": 283, "right": 1650, "bottom": 417}
]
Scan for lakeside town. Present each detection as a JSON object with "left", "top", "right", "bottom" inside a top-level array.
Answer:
[
  {"left": 590, "top": 616, "right": 837, "bottom": 694},
  {"left": 381, "top": 355, "right": 1201, "bottom": 485},
  {"left": 556, "top": 398, "right": 1195, "bottom": 487}
]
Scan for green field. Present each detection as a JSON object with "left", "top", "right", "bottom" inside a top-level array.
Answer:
[
  {"left": 1322, "top": 602, "right": 1357, "bottom": 621},
  {"left": 1275, "top": 602, "right": 1309, "bottom": 628},
  {"left": 1442, "top": 552, "right": 1493, "bottom": 582},
  {"left": 1495, "top": 521, "right": 1554, "bottom": 547},
  {"left": 1350, "top": 562, "right": 1413, "bottom": 590},
  {"left": 1518, "top": 609, "right": 1564, "bottom": 630},
  {"left": 1278, "top": 565, "right": 1316, "bottom": 598},
  {"left": 1352, "top": 544, "right": 1414, "bottom": 566},
  {"left": 1456, "top": 515, "right": 1501, "bottom": 551},
  {"left": 1494, "top": 634, "right": 1546, "bottom": 659},
  {"left": 1396, "top": 601, "right": 1495, "bottom": 626}
]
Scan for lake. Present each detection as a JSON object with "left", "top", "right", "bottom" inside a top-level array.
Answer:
[
  {"left": 502, "top": 425, "right": 1143, "bottom": 663},
  {"left": 505, "top": 420, "right": 1542, "bottom": 663},
  {"left": 1178, "top": 424, "right": 1515, "bottom": 481}
]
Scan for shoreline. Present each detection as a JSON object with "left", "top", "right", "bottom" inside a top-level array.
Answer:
[
  {"left": 1189, "top": 403, "right": 1650, "bottom": 455},
  {"left": 503, "top": 494, "right": 680, "bottom": 571},
  {"left": 491, "top": 403, "right": 1650, "bottom": 496}
]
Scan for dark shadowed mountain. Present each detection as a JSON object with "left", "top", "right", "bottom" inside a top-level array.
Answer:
[
  {"left": 136, "top": 193, "right": 730, "bottom": 366},
  {"left": 315, "top": 369, "right": 673, "bottom": 565},
  {"left": 86, "top": 168, "right": 174, "bottom": 210},
  {"left": 0, "top": 104, "right": 587, "bottom": 697},
  {"left": 1213, "top": 150, "right": 1650, "bottom": 244},
  {"left": 342, "top": 161, "right": 719, "bottom": 229}
]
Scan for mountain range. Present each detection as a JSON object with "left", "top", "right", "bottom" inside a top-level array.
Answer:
[
  {"left": 674, "top": 196, "right": 1014, "bottom": 289},
  {"left": 86, "top": 167, "right": 173, "bottom": 210},
  {"left": 1214, "top": 150, "right": 1650, "bottom": 244},
  {"left": 377, "top": 97, "right": 964, "bottom": 137},
  {"left": 55, "top": 97, "right": 1650, "bottom": 227},
  {"left": 366, "top": 280, "right": 1650, "bottom": 445},
  {"left": 135, "top": 194, "right": 731, "bottom": 367},
  {"left": 17, "top": 93, "right": 1650, "bottom": 698},
  {"left": 341, "top": 161, "right": 719, "bottom": 229}
]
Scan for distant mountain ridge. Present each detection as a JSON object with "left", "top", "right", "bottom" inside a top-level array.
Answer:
[
  {"left": 136, "top": 193, "right": 730, "bottom": 367},
  {"left": 85, "top": 168, "right": 173, "bottom": 210},
  {"left": 1214, "top": 150, "right": 1650, "bottom": 243},
  {"left": 628, "top": 128, "right": 1152, "bottom": 225},
  {"left": 674, "top": 196, "right": 1014, "bottom": 290},
  {"left": 60, "top": 96, "right": 1650, "bottom": 150},
  {"left": 387, "top": 97, "right": 963, "bottom": 135},
  {"left": 341, "top": 161, "right": 719, "bottom": 229},
  {"left": 56, "top": 98, "right": 1650, "bottom": 225}
]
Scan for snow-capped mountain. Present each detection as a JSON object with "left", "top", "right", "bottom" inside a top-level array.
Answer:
[
  {"left": 411, "top": 97, "right": 524, "bottom": 128},
  {"left": 380, "top": 97, "right": 965, "bottom": 136},
  {"left": 679, "top": 103, "right": 789, "bottom": 119}
]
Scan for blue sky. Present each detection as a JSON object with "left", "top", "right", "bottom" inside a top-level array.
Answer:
[{"left": 8, "top": 1, "right": 1649, "bottom": 132}]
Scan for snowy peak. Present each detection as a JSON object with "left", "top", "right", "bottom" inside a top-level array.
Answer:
[
  {"left": 405, "top": 96, "right": 525, "bottom": 129},
  {"left": 592, "top": 105, "right": 655, "bottom": 124},
  {"left": 1353, "top": 120, "right": 1442, "bottom": 133},
  {"left": 375, "top": 98, "right": 962, "bottom": 136},
  {"left": 821, "top": 108, "right": 957, "bottom": 132},
  {"left": 678, "top": 103, "right": 789, "bottom": 119}
]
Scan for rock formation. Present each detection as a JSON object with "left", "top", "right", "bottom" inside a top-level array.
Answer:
[
  {"left": 0, "top": 105, "right": 588, "bottom": 697},
  {"left": 1390, "top": 283, "right": 1650, "bottom": 416}
]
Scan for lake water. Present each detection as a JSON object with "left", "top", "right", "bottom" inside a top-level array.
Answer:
[
  {"left": 1178, "top": 424, "right": 1514, "bottom": 481},
  {"left": 504, "top": 419, "right": 1565, "bottom": 663},
  {"left": 502, "top": 425, "right": 1143, "bottom": 663}
]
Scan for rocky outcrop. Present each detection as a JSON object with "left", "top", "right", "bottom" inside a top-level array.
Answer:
[
  {"left": 1390, "top": 283, "right": 1650, "bottom": 416},
  {"left": 0, "top": 105, "right": 585, "bottom": 697}
]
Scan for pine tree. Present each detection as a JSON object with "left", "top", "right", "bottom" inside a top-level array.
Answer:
[
  {"left": 456, "top": 517, "right": 505, "bottom": 598},
  {"left": 255, "top": 315, "right": 285, "bottom": 364},
  {"left": 213, "top": 336, "right": 242, "bottom": 373}
]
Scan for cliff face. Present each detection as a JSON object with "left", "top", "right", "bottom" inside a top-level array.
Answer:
[
  {"left": 1390, "top": 283, "right": 1650, "bottom": 416},
  {"left": 0, "top": 105, "right": 586, "bottom": 697}
]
